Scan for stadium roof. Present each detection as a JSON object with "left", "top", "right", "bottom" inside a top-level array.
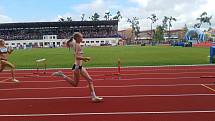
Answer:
[{"left": 0, "top": 20, "right": 118, "bottom": 29}]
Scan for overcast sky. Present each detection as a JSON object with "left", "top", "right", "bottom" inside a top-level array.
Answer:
[{"left": 0, "top": 0, "right": 214, "bottom": 30}]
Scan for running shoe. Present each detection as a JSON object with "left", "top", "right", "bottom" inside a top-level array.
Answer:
[
  {"left": 52, "top": 71, "right": 65, "bottom": 77},
  {"left": 92, "top": 96, "right": 103, "bottom": 103}
]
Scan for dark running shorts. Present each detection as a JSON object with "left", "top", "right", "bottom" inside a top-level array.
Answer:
[{"left": 72, "top": 64, "right": 82, "bottom": 70}]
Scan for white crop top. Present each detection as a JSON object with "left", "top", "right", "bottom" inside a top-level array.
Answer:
[{"left": 0, "top": 47, "right": 8, "bottom": 53}]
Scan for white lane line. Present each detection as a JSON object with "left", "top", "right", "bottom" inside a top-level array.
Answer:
[
  {"left": 0, "top": 76, "right": 203, "bottom": 84},
  {"left": 201, "top": 84, "right": 215, "bottom": 92},
  {"left": 0, "top": 80, "right": 66, "bottom": 83},
  {"left": 1, "top": 70, "right": 215, "bottom": 75},
  {"left": 1, "top": 71, "right": 215, "bottom": 79},
  {"left": 1, "top": 110, "right": 215, "bottom": 117},
  {"left": 0, "top": 94, "right": 215, "bottom": 101},
  {"left": 0, "top": 83, "right": 213, "bottom": 91},
  {"left": 0, "top": 78, "right": 11, "bottom": 83}
]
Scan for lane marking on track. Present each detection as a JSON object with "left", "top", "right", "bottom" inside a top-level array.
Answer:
[
  {"left": 0, "top": 80, "right": 66, "bottom": 83},
  {"left": 2, "top": 70, "right": 215, "bottom": 75},
  {"left": 1, "top": 71, "right": 215, "bottom": 79},
  {"left": 201, "top": 84, "right": 215, "bottom": 92},
  {"left": 0, "top": 110, "right": 215, "bottom": 117},
  {"left": 0, "top": 76, "right": 203, "bottom": 84},
  {"left": 0, "top": 78, "right": 11, "bottom": 83},
  {"left": 1, "top": 69, "right": 215, "bottom": 79},
  {"left": 0, "top": 83, "right": 213, "bottom": 91},
  {"left": 0, "top": 94, "right": 215, "bottom": 101}
]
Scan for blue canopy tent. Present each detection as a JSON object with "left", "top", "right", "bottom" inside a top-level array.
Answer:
[{"left": 184, "top": 29, "right": 205, "bottom": 43}]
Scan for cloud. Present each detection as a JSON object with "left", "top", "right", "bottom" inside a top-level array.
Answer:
[
  {"left": 55, "top": 0, "right": 124, "bottom": 27},
  {"left": 0, "top": 6, "right": 12, "bottom": 23},
  {"left": 72, "top": 0, "right": 115, "bottom": 19},
  {"left": 0, "top": 14, "right": 12, "bottom": 23},
  {"left": 119, "top": 0, "right": 214, "bottom": 30},
  {"left": 1, "top": 0, "right": 214, "bottom": 31},
  {"left": 65, "top": 0, "right": 212, "bottom": 30},
  {"left": 128, "top": 0, "right": 150, "bottom": 7},
  {"left": 193, "top": 0, "right": 215, "bottom": 28}
]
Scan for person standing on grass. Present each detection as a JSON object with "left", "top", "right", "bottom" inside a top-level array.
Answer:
[
  {"left": 52, "top": 32, "right": 103, "bottom": 103},
  {"left": 0, "top": 39, "right": 19, "bottom": 83}
]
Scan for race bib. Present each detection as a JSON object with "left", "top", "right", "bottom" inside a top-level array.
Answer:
[{"left": 0, "top": 47, "right": 8, "bottom": 53}]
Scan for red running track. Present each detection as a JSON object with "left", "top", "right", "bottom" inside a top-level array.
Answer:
[{"left": 1, "top": 65, "right": 215, "bottom": 121}]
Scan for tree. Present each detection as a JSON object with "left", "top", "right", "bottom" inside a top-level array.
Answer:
[
  {"left": 153, "top": 25, "right": 165, "bottom": 43},
  {"left": 181, "top": 24, "right": 188, "bottom": 41},
  {"left": 104, "top": 11, "right": 112, "bottom": 20},
  {"left": 147, "top": 14, "right": 158, "bottom": 41},
  {"left": 89, "top": 13, "right": 100, "bottom": 21},
  {"left": 194, "top": 12, "right": 212, "bottom": 29},
  {"left": 162, "top": 16, "right": 168, "bottom": 30},
  {"left": 164, "top": 16, "right": 176, "bottom": 39},
  {"left": 66, "top": 17, "right": 72, "bottom": 22},
  {"left": 127, "top": 17, "right": 140, "bottom": 44},
  {"left": 208, "top": 27, "right": 213, "bottom": 31},
  {"left": 113, "top": 11, "right": 122, "bottom": 21},
  {"left": 81, "top": 13, "right": 85, "bottom": 21},
  {"left": 59, "top": 18, "right": 65, "bottom": 22},
  {"left": 59, "top": 17, "right": 72, "bottom": 22}
]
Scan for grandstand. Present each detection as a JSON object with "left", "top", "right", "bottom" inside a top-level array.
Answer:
[{"left": 0, "top": 20, "right": 119, "bottom": 48}]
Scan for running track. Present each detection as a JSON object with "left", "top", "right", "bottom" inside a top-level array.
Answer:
[{"left": 1, "top": 65, "right": 215, "bottom": 121}]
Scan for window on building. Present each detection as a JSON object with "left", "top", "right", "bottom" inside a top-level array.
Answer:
[
  {"left": 44, "top": 42, "right": 48, "bottom": 45},
  {"left": 40, "top": 42, "right": 43, "bottom": 46}
]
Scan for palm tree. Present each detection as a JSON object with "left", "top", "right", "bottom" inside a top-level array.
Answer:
[
  {"left": 81, "top": 13, "right": 85, "bottom": 21},
  {"left": 162, "top": 16, "right": 168, "bottom": 30},
  {"left": 147, "top": 14, "right": 158, "bottom": 41},
  {"left": 167, "top": 16, "right": 176, "bottom": 41},
  {"left": 104, "top": 11, "right": 111, "bottom": 20},
  {"left": 59, "top": 18, "right": 65, "bottom": 22},
  {"left": 194, "top": 12, "right": 212, "bottom": 29},
  {"left": 113, "top": 11, "right": 122, "bottom": 21},
  {"left": 59, "top": 17, "right": 72, "bottom": 22},
  {"left": 89, "top": 12, "right": 100, "bottom": 21},
  {"left": 66, "top": 17, "right": 72, "bottom": 22}
]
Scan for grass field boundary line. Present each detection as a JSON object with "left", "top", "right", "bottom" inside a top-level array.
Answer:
[{"left": 12, "top": 64, "right": 215, "bottom": 71}]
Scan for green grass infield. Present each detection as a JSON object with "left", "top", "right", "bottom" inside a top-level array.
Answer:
[{"left": 8, "top": 46, "right": 210, "bottom": 69}]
